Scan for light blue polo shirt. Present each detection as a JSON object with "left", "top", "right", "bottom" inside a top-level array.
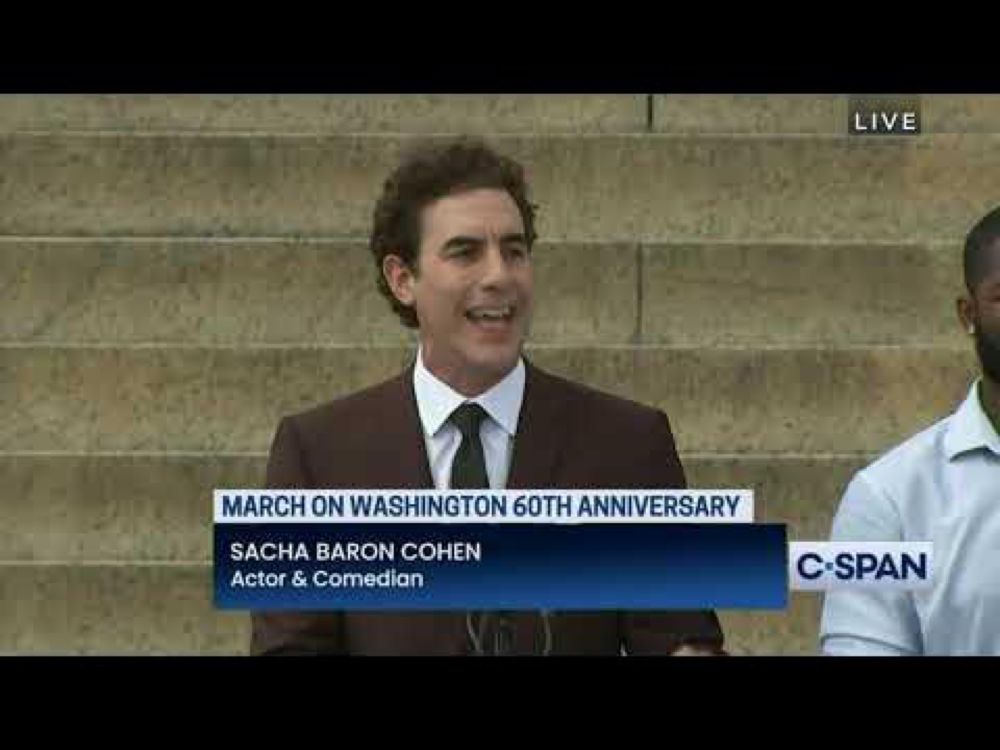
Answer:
[{"left": 821, "top": 380, "right": 1000, "bottom": 655}]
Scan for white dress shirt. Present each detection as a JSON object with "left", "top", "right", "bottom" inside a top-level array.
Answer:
[
  {"left": 412, "top": 350, "right": 526, "bottom": 490},
  {"left": 821, "top": 380, "right": 1000, "bottom": 655}
]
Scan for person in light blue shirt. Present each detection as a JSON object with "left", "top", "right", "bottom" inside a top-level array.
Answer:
[{"left": 821, "top": 206, "right": 1000, "bottom": 656}]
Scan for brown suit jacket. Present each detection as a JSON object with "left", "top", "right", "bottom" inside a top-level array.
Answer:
[{"left": 250, "top": 359, "right": 724, "bottom": 655}]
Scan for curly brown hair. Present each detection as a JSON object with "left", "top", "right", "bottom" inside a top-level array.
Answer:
[{"left": 370, "top": 138, "right": 538, "bottom": 328}]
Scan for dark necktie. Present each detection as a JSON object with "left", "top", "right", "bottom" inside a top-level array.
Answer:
[
  {"left": 448, "top": 403, "right": 513, "bottom": 654},
  {"left": 449, "top": 402, "right": 489, "bottom": 490}
]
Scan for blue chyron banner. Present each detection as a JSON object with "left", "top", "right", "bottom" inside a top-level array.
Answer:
[{"left": 215, "top": 523, "right": 787, "bottom": 610}]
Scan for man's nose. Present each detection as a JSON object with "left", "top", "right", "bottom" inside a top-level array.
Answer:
[{"left": 479, "top": 243, "right": 514, "bottom": 287}]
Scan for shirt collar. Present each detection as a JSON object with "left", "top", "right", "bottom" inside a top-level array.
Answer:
[
  {"left": 412, "top": 348, "right": 525, "bottom": 439},
  {"left": 944, "top": 379, "right": 1000, "bottom": 460}
]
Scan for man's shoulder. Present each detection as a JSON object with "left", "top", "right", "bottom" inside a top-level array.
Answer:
[
  {"left": 282, "top": 370, "right": 411, "bottom": 441},
  {"left": 829, "top": 411, "right": 957, "bottom": 568},
  {"left": 530, "top": 364, "right": 667, "bottom": 429},
  {"left": 854, "top": 411, "right": 953, "bottom": 494},
  {"left": 278, "top": 361, "right": 672, "bottom": 440}
]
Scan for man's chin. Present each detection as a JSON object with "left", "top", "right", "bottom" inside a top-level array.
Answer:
[
  {"left": 975, "top": 327, "right": 1000, "bottom": 383},
  {"left": 465, "top": 347, "right": 522, "bottom": 379},
  {"left": 473, "top": 353, "right": 521, "bottom": 377}
]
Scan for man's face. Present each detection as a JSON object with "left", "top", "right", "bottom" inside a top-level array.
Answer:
[
  {"left": 385, "top": 188, "right": 534, "bottom": 395},
  {"left": 972, "top": 271, "right": 1000, "bottom": 383},
  {"left": 961, "top": 245, "right": 1000, "bottom": 384}
]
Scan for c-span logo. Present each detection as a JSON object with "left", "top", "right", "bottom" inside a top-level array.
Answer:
[{"left": 789, "top": 542, "right": 932, "bottom": 590}]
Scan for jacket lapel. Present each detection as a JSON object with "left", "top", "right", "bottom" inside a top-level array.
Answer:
[
  {"left": 506, "top": 360, "right": 568, "bottom": 489},
  {"left": 370, "top": 363, "right": 434, "bottom": 489}
]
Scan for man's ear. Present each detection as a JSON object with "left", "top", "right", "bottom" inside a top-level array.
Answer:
[
  {"left": 957, "top": 294, "right": 976, "bottom": 336},
  {"left": 383, "top": 254, "right": 416, "bottom": 307}
]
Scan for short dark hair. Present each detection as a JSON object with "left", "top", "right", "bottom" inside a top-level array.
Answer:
[
  {"left": 964, "top": 205, "right": 1000, "bottom": 293},
  {"left": 370, "top": 138, "right": 538, "bottom": 328}
]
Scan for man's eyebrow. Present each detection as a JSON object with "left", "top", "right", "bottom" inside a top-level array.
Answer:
[
  {"left": 441, "top": 233, "right": 527, "bottom": 248},
  {"left": 441, "top": 235, "right": 483, "bottom": 249}
]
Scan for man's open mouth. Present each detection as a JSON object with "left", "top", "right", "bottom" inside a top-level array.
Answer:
[{"left": 465, "top": 305, "right": 515, "bottom": 323}]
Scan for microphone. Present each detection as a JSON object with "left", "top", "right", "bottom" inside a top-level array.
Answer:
[
  {"left": 493, "top": 611, "right": 513, "bottom": 655},
  {"left": 466, "top": 611, "right": 552, "bottom": 655}
]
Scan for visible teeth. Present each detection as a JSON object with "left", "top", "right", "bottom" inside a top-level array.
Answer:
[{"left": 469, "top": 307, "right": 512, "bottom": 321}]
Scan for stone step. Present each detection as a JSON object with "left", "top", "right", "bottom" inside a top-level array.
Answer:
[
  {"left": 0, "top": 452, "right": 868, "bottom": 561},
  {"left": 720, "top": 593, "right": 823, "bottom": 656},
  {"left": 917, "top": 95, "right": 1000, "bottom": 134},
  {"left": 641, "top": 241, "right": 963, "bottom": 346},
  {"left": 2, "top": 345, "right": 975, "bottom": 454},
  {"left": 7, "top": 95, "right": 999, "bottom": 137},
  {"left": 1, "top": 134, "right": 997, "bottom": 241},
  {"left": 653, "top": 95, "right": 846, "bottom": 134},
  {"left": 2, "top": 238, "right": 965, "bottom": 347},
  {"left": 0, "top": 562, "right": 820, "bottom": 655},
  {"left": 0, "top": 238, "right": 638, "bottom": 346},
  {"left": 0, "top": 563, "right": 245, "bottom": 655},
  {"left": 0, "top": 95, "right": 647, "bottom": 134},
  {"left": 653, "top": 95, "right": 1000, "bottom": 134}
]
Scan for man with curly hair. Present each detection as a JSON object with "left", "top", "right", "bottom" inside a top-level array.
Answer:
[{"left": 251, "top": 138, "right": 725, "bottom": 655}]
